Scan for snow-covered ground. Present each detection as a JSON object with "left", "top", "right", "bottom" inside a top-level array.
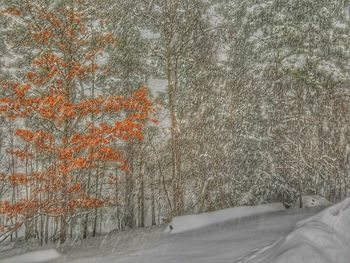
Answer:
[
  {"left": 2, "top": 202, "right": 330, "bottom": 263},
  {"left": 1, "top": 249, "right": 61, "bottom": 263},
  {"left": 241, "top": 198, "right": 350, "bottom": 263},
  {"left": 167, "top": 202, "right": 285, "bottom": 234},
  {"left": 295, "top": 195, "right": 332, "bottom": 208}
]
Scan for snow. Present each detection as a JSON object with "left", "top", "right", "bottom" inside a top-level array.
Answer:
[
  {"left": 54, "top": 208, "right": 316, "bottom": 263},
  {"left": 317, "top": 60, "right": 345, "bottom": 81},
  {"left": 0, "top": 242, "right": 15, "bottom": 253},
  {"left": 240, "top": 198, "right": 350, "bottom": 263},
  {"left": 282, "top": 54, "right": 306, "bottom": 70},
  {"left": 2, "top": 249, "right": 61, "bottom": 263},
  {"left": 246, "top": 2, "right": 271, "bottom": 13},
  {"left": 296, "top": 195, "right": 331, "bottom": 208},
  {"left": 334, "top": 21, "right": 347, "bottom": 29},
  {"left": 147, "top": 78, "right": 167, "bottom": 95},
  {"left": 0, "top": 204, "right": 335, "bottom": 263},
  {"left": 167, "top": 203, "right": 285, "bottom": 234},
  {"left": 248, "top": 28, "right": 264, "bottom": 42},
  {"left": 140, "top": 29, "right": 160, "bottom": 39}
]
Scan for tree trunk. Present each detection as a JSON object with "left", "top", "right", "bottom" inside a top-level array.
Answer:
[
  {"left": 138, "top": 153, "right": 145, "bottom": 228},
  {"left": 167, "top": 65, "right": 184, "bottom": 216},
  {"left": 124, "top": 144, "right": 134, "bottom": 228},
  {"left": 151, "top": 171, "right": 156, "bottom": 226},
  {"left": 92, "top": 161, "right": 100, "bottom": 237}
]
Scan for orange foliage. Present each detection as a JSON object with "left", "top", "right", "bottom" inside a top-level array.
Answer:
[
  {"left": 8, "top": 173, "right": 29, "bottom": 186},
  {"left": 65, "top": 183, "right": 81, "bottom": 194},
  {"left": 0, "top": 0, "right": 157, "bottom": 233},
  {"left": 3, "top": 6, "right": 21, "bottom": 16},
  {"left": 6, "top": 149, "right": 32, "bottom": 160},
  {"left": 15, "top": 129, "right": 34, "bottom": 141}
]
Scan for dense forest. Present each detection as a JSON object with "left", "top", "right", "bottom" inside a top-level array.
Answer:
[{"left": 0, "top": 0, "right": 350, "bottom": 246}]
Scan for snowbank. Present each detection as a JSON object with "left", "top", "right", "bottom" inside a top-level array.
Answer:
[
  {"left": 168, "top": 203, "right": 285, "bottom": 234},
  {"left": 295, "top": 195, "right": 331, "bottom": 208},
  {"left": 2, "top": 249, "right": 61, "bottom": 263},
  {"left": 240, "top": 198, "right": 350, "bottom": 263},
  {"left": 0, "top": 242, "right": 15, "bottom": 253}
]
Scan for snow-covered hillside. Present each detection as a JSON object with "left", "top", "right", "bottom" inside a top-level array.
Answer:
[
  {"left": 1, "top": 249, "right": 61, "bottom": 263},
  {"left": 241, "top": 198, "right": 350, "bottom": 263},
  {"left": 2, "top": 202, "right": 336, "bottom": 263},
  {"left": 167, "top": 203, "right": 285, "bottom": 234},
  {"left": 295, "top": 195, "right": 332, "bottom": 208}
]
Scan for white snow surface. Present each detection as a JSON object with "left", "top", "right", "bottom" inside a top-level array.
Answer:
[
  {"left": 168, "top": 202, "right": 285, "bottom": 234},
  {"left": 2, "top": 249, "right": 61, "bottom": 263},
  {"left": 3, "top": 202, "right": 344, "bottom": 263},
  {"left": 296, "top": 195, "right": 331, "bottom": 208},
  {"left": 240, "top": 198, "right": 350, "bottom": 263}
]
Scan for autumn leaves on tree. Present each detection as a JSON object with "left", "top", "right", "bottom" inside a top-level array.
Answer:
[{"left": 0, "top": 1, "right": 154, "bottom": 243}]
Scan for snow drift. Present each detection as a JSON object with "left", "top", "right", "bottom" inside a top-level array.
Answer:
[
  {"left": 167, "top": 203, "right": 285, "bottom": 234},
  {"left": 240, "top": 198, "right": 350, "bottom": 263},
  {"left": 296, "top": 195, "right": 331, "bottom": 208},
  {"left": 2, "top": 249, "right": 61, "bottom": 263}
]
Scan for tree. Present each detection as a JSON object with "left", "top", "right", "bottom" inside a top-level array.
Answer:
[
  {"left": 221, "top": 0, "right": 350, "bottom": 205},
  {"left": 139, "top": 0, "right": 222, "bottom": 216},
  {"left": 0, "top": 1, "right": 154, "bottom": 244}
]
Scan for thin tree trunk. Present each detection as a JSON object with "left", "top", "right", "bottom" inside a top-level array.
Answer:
[
  {"left": 167, "top": 61, "right": 183, "bottom": 216},
  {"left": 92, "top": 161, "right": 100, "bottom": 237},
  {"left": 115, "top": 165, "right": 120, "bottom": 229},
  {"left": 138, "top": 151, "right": 145, "bottom": 228},
  {"left": 151, "top": 179, "right": 156, "bottom": 226},
  {"left": 124, "top": 144, "right": 134, "bottom": 228}
]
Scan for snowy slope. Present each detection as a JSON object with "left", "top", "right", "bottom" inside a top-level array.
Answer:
[
  {"left": 1, "top": 205, "right": 326, "bottom": 263},
  {"left": 51, "top": 207, "right": 319, "bottom": 263},
  {"left": 240, "top": 198, "right": 350, "bottom": 263},
  {"left": 2, "top": 249, "right": 61, "bottom": 263},
  {"left": 168, "top": 203, "right": 285, "bottom": 233},
  {"left": 296, "top": 195, "right": 331, "bottom": 208}
]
